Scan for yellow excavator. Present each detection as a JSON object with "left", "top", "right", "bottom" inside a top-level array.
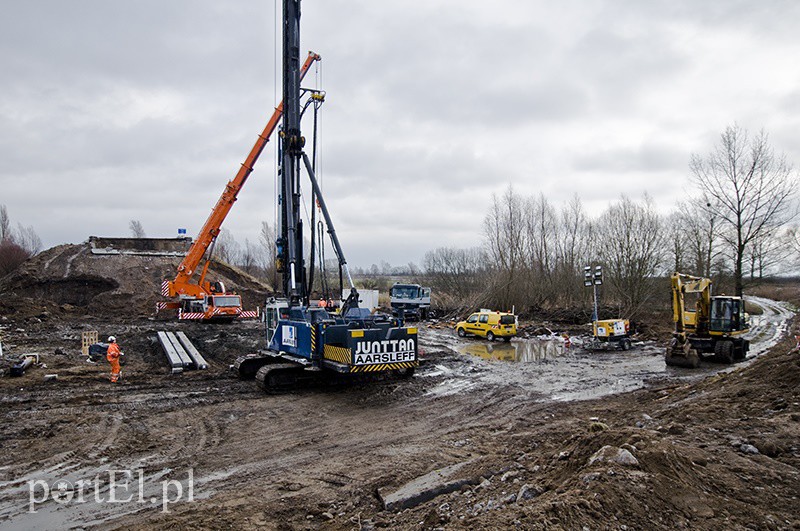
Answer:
[{"left": 666, "top": 272, "right": 750, "bottom": 368}]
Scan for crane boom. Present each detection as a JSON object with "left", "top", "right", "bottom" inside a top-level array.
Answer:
[{"left": 166, "top": 51, "right": 321, "bottom": 301}]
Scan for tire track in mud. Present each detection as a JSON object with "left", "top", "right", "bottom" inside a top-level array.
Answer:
[
  {"left": 88, "top": 414, "right": 124, "bottom": 458},
  {"left": 744, "top": 296, "right": 794, "bottom": 358}
]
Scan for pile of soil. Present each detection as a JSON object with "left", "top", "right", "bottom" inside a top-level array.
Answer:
[{"left": 0, "top": 242, "right": 270, "bottom": 320}]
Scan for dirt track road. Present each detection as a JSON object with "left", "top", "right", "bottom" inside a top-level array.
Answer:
[{"left": 0, "top": 297, "right": 795, "bottom": 530}]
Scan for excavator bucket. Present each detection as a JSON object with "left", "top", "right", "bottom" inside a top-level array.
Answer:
[{"left": 665, "top": 339, "right": 700, "bottom": 368}]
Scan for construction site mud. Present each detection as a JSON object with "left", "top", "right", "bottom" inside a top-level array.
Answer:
[{"left": 1, "top": 285, "right": 799, "bottom": 529}]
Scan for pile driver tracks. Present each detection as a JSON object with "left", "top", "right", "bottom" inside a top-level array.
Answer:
[
  {"left": 234, "top": 354, "right": 416, "bottom": 394},
  {"left": 255, "top": 363, "right": 308, "bottom": 394}
]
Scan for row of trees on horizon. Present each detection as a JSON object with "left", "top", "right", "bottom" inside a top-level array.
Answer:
[{"left": 2, "top": 125, "right": 798, "bottom": 320}]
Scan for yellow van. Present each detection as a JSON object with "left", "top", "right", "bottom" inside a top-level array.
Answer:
[{"left": 455, "top": 310, "right": 517, "bottom": 342}]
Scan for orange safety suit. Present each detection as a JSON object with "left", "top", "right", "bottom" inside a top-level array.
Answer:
[{"left": 107, "top": 342, "right": 122, "bottom": 383}]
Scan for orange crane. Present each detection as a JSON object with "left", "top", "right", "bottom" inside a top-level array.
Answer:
[{"left": 158, "top": 51, "right": 321, "bottom": 321}]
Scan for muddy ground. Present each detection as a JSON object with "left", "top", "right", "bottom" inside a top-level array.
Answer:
[{"left": 0, "top": 294, "right": 798, "bottom": 530}]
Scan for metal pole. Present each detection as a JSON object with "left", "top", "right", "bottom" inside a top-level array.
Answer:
[
  {"left": 301, "top": 153, "right": 355, "bottom": 290},
  {"left": 282, "top": 0, "right": 303, "bottom": 305},
  {"left": 592, "top": 283, "right": 598, "bottom": 322}
]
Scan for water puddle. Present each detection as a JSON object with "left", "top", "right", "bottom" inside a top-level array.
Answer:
[{"left": 458, "top": 338, "right": 565, "bottom": 362}]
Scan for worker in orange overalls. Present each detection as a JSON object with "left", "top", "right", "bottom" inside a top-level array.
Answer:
[{"left": 107, "top": 336, "right": 122, "bottom": 383}]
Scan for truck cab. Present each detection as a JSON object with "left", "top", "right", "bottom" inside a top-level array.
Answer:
[
  {"left": 390, "top": 283, "right": 432, "bottom": 320},
  {"left": 181, "top": 293, "right": 243, "bottom": 321}
]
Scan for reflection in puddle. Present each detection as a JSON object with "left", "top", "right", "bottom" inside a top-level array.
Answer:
[{"left": 459, "top": 338, "right": 565, "bottom": 362}]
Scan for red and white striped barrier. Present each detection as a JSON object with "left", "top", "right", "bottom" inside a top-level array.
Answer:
[{"left": 178, "top": 310, "right": 206, "bottom": 320}]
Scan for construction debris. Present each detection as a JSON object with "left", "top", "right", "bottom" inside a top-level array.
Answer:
[
  {"left": 10, "top": 354, "right": 39, "bottom": 377},
  {"left": 378, "top": 458, "right": 484, "bottom": 511}
]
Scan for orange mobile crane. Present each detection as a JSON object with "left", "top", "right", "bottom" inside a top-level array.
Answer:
[{"left": 158, "top": 52, "right": 321, "bottom": 322}]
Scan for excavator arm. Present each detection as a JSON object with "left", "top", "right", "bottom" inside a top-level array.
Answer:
[
  {"left": 166, "top": 52, "right": 321, "bottom": 300},
  {"left": 671, "top": 272, "right": 712, "bottom": 337},
  {"left": 667, "top": 272, "right": 713, "bottom": 368}
]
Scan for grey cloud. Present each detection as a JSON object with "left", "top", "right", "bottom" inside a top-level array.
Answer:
[
  {"left": 2, "top": 0, "right": 800, "bottom": 267},
  {"left": 572, "top": 143, "right": 686, "bottom": 174}
]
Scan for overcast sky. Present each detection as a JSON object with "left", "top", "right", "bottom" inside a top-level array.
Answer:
[{"left": 1, "top": 1, "right": 799, "bottom": 267}]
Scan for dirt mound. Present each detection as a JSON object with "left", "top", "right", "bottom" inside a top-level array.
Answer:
[
  {"left": 0, "top": 242, "right": 270, "bottom": 319},
  {"left": 360, "top": 333, "right": 800, "bottom": 530}
]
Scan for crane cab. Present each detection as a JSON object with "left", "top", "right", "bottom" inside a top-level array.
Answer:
[{"left": 179, "top": 293, "right": 244, "bottom": 322}]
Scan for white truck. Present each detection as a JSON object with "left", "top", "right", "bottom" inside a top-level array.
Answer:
[{"left": 390, "top": 283, "right": 432, "bottom": 320}]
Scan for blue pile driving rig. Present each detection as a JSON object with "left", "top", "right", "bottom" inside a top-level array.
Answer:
[{"left": 234, "top": 0, "right": 418, "bottom": 392}]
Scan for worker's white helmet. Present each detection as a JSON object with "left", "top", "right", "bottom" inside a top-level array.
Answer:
[{"left": 108, "top": 336, "right": 116, "bottom": 343}]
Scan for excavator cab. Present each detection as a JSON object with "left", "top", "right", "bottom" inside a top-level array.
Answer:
[{"left": 709, "top": 296, "right": 747, "bottom": 334}]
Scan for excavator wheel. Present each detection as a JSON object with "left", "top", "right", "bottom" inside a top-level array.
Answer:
[
  {"left": 713, "top": 340, "right": 734, "bottom": 364},
  {"left": 733, "top": 339, "right": 749, "bottom": 361}
]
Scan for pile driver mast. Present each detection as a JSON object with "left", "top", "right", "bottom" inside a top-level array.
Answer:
[
  {"left": 234, "top": 0, "right": 418, "bottom": 391},
  {"left": 277, "top": 0, "right": 355, "bottom": 310}
]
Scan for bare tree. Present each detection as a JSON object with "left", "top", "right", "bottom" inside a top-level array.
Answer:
[
  {"left": 523, "top": 193, "right": 557, "bottom": 304},
  {"left": 0, "top": 205, "right": 42, "bottom": 274},
  {"left": 596, "top": 195, "right": 665, "bottom": 316},
  {"left": 259, "top": 221, "right": 278, "bottom": 288},
  {"left": 665, "top": 212, "right": 688, "bottom": 274},
  {"left": 674, "top": 198, "right": 722, "bottom": 278},
  {"left": 238, "top": 238, "right": 260, "bottom": 275},
  {"left": 690, "top": 125, "right": 796, "bottom": 295},
  {"left": 484, "top": 186, "right": 527, "bottom": 309},
  {"left": 553, "top": 195, "right": 594, "bottom": 308},
  {"left": 0, "top": 205, "right": 10, "bottom": 243},
  {"left": 745, "top": 227, "right": 790, "bottom": 279},
  {"left": 213, "top": 228, "right": 240, "bottom": 264},
  {"left": 14, "top": 224, "right": 42, "bottom": 254},
  {"left": 129, "top": 219, "right": 146, "bottom": 238},
  {"left": 423, "top": 246, "right": 488, "bottom": 310}
]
